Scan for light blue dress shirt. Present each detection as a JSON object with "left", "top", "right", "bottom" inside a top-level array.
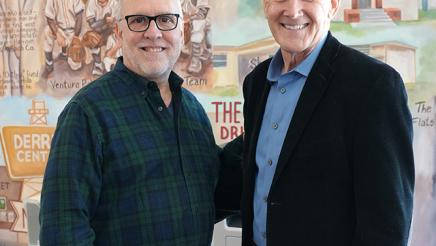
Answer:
[{"left": 253, "top": 33, "right": 328, "bottom": 246}]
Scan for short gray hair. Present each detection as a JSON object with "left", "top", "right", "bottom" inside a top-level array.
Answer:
[{"left": 116, "top": 0, "right": 184, "bottom": 21}]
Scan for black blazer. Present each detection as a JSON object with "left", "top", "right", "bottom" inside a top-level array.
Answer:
[{"left": 237, "top": 33, "right": 414, "bottom": 246}]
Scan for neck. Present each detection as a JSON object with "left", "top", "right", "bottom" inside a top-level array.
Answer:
[{"left": 281, "top": 48, "right": 312, "bottom": 73}]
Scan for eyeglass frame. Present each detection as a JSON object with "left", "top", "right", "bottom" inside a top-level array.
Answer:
[{"left": 124, "top": 14, "right": 181, "bottom": 32}]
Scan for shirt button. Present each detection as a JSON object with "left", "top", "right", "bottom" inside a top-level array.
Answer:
[
  {"left": 141, "top": 91, "right": 145, "bottom": 96},
  {"left": 157, "top": 106, "right": 163, "bottom": 112},
  {"left": 262, "top": 232, "right": 267, "bottom": 239},
  {"left": 268, "top": 159, "right": 272, "bottom": 166},
  {"left": 272, "top": 122, "right": 278, "bottom": 129},
  {"left": 263, "top": 196, "right": 268, "bottom": 203},
  {"left": 280, "top": 88, "right": 286, "bottom": 94}
]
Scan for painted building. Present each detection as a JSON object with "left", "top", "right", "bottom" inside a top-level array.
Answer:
[
  {"left": 420, "top": 0, "right": 436, "bottom": 10},
  {"left": 213, "top": 37, "right": 278, "bottom": 88},
  {"left": 212, "top": 38, "right": 416, "bottom": 87},
  {"left": 335, "top": 0, "right": 419, "bottom": 23}
]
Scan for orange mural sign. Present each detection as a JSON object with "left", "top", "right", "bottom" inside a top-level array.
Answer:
[{"left": 1, "top": 126, "right": 55, "bottom": 179}]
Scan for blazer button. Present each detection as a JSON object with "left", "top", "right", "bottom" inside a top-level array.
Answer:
[
  {"left": 157, "top": 106, "right": 163, "bottom": 112},
  {"left": 270, "top": 201, "right": 281, "bottom": 206}
]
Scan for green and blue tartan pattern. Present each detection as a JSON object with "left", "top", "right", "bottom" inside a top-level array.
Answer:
[{"left": 40, "top": 59, "right": 220, "bottom": 246}]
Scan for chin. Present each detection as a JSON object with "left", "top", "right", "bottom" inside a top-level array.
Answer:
[{"left": 141, "top": 67, "right": 169, "bottom": 80}]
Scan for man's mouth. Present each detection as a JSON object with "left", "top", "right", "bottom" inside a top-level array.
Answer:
[
  {"left": 141, "top": 47, "right": 165, "bottom": 52},
  {"left": 282, "top": 23, "right": 309, "bottom": 30}
]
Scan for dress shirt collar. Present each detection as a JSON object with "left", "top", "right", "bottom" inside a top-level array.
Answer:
[
  {"left": 267, "top": 31, "right": 328, "bottom": 83},
  {"left": 113, "top": 57, "right": 184, "bottom": 94}
]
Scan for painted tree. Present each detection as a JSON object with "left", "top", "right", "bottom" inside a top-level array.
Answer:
[
  {"left": 238, "top": 0, "right": 262, "bottom": 17},
  {"left": 423, "top": 0, "right": 428, "bottom": 11}
]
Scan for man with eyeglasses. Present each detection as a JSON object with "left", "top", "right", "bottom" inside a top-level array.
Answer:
[{"left": 39, "top": 0, "right": 230, "bottom": 245}]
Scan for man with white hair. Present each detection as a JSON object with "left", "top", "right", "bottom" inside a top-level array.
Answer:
[
  {"left": 40, "top": 0, "right": 226, "bottom": 245},
  {"left": 221, "top": 0, "right": 415, "bottom": 245}
]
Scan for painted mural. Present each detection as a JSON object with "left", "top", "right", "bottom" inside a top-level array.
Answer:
[{"left": 0, "top": 0, "right": 435, "bottom": 245}]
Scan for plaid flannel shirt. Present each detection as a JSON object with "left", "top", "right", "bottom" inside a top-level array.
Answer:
[{"left": 40, "top": 58, "right": 219, "bottom": 245}]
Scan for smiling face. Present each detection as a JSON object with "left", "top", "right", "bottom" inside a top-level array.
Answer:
[
  {"left": 264, "top": 0, "right": 339, "bottom": 69},
  {"left": 119, "top": 0, "right": 183, "bottom": 81}
]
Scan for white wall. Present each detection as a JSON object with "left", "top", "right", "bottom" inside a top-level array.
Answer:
[{"left": 384, "top": 0, "right": 419, "bottom": 20}]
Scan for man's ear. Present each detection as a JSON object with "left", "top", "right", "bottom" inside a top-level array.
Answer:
[
  {"left": 263, "top": 0, "right": 270, "bottom": 17},
  {"left": 329, "top": 0, "right": 341, "bottom": 19},
  {"left": 180, "top": 20, "right": 185, "bottom": 46},
  {"left": 118, "top": 25, "right": 124, "bottom": 40},
  {"left": 114, "top": 24, "right": 122, "bottom": 39}
]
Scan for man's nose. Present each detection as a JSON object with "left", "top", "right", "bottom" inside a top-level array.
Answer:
[
  {"left": 283, "top": 0, "right": 304, "bottom": 18},
  {"left": 143, "top": 20, "right": 163, "bottom": 40}
]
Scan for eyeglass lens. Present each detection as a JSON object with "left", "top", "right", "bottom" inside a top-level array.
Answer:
[{"left": 127, "top": 14, "right": 178, "bottom": 31}]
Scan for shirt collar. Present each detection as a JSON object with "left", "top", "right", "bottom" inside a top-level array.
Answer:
[
  {"left": 113, "top": 57, "right": 184, "bottom": 93},
  {"left": 267, "top": 32, "right": 328, "bottom": 82}
]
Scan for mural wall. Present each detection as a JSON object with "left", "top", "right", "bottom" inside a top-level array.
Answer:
[{"left": 0, "top": 0, "right": 435, "bottom": 245}]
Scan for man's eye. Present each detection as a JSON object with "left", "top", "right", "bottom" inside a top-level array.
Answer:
[
  {"left": 129, "top": 16, "right": 146, "bottom": 24},
  {"left": 134, "top": 17, "right": 146, "bottom": 23},
  {"left": 160, "top": 16, "right": 175, "bottom": 24}
]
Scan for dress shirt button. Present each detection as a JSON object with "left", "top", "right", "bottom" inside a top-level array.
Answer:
[
  {"left": 263, "top": 196, "right": 268, "bottom": 203},
  {"left": 272, "top": 122, "right": 278, "bottom": 129},
  {"left": 262, "top": 232, "right": 267, "bottom": 239},
  {"left": 280, "top": 87, "right": 286, "bottom": 94},
  {"left": 268, "top": 159, "right": 272, "bottom": 166},
  {"left": 157, "top": 106, "right": 163, "bottom": 112}
]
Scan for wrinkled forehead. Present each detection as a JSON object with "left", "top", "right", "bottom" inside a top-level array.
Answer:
[{"left": 121, "top": 0, "right": 182, "bottom": 16}]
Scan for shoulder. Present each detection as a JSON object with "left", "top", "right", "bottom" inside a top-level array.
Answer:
[
  {"left": 180, "top": 88, "right": 211, "bottom": 122},
  {"left": 181, "top": 87, "right": 203, "bottom": 109},
  {"left": 333, "top": 43, "right": 403, "bottom": 90},
  {"left": 70, "top": 71, "right": 123, "bottom": 109}
]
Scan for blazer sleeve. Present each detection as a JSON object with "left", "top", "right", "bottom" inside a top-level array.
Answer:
[
  {"left": 215, "top": 134, "right": 243, "bottom": 222},
  {"left": 352, "top": 67, "right": 414, "bottom": 246}
]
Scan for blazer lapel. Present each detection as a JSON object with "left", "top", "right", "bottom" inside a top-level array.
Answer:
[
  {"left": 271, "top": 33, "right": 342, "bottom": 188},
  {"left": 246, "top": 75, "right": 271, "bottom": 172}
]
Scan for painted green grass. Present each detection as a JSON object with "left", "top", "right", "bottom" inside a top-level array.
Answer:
[
  {"left": 330, "top": 22, "right": 370, "bottom": 37},
  {"left": 397, "top": 10, "right": 436, "bottom": 25},
  {"left": 419, "top": 9, "right": 436, "bottom": 21},
  {"left": 210, "top": 86, "right": 241, "bottom": 97}
]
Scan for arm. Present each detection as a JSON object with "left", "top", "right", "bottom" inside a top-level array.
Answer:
[
  {"left": 215, "top": 135, "right": 243, "bottom": 222},
  {"left": 74, "top": 10, "right": 83, "bottom": 37},
  {"left": 352, "top": 67, "right": 414, "bottom": 246},
  {"left": 40, "top": 102, "right": 102, "bottom": 246},
  {"left": 88, "top": 13, "right": 113, "bottom": 33},
  {"left": 46, "top": 17, "right": 58, "bottom": 38}
]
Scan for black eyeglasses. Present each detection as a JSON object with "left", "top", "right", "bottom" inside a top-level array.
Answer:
[{"left": 125, "top": 14, "right": 180, "bottom": 32}]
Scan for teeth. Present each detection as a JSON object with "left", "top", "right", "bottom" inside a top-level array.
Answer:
[
  {"left": 283, "top": 24, "right": 307, "bottom": 30},
  {"left": 143, "top": 47, "right": 163, "bottom": 52}
]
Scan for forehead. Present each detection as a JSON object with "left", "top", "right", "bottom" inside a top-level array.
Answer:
[{"left": 122, "top": 0, "right": 182, "bottom": 15}]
